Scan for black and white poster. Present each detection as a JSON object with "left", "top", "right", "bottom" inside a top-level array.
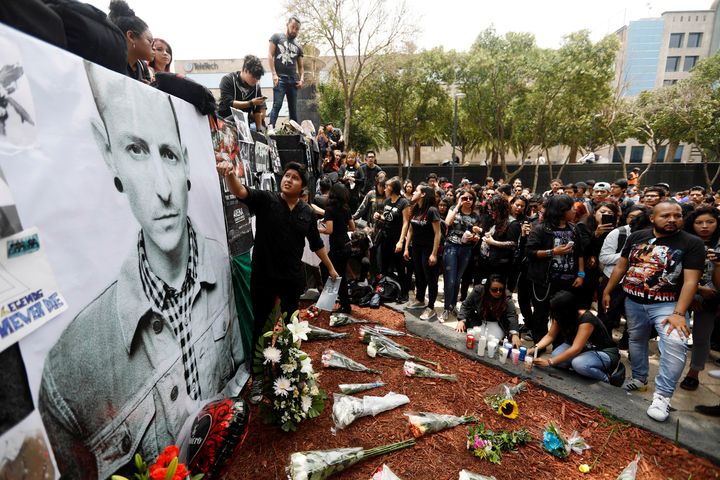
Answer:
[{"left": 0, "top": 23, "right": 248, "bottom": 479}]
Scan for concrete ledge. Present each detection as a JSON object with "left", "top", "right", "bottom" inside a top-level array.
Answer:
[{"left": 403, "top": 312, "right": 720, "bottom": 466}]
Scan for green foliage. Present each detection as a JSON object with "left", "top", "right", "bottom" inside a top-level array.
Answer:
[{"left": 466, "top": 423, "right": 531, "bottom": 464}]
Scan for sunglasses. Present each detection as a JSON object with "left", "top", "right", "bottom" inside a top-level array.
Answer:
[
  {"left": 490, "top": 287, "right": 504, "bottom": 293},
  {"left": 461, "top": 196, "right": 473, "bottom": 201}
]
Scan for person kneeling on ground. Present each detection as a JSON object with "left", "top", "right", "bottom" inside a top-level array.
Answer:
[
  {"left": 531, "top": 290, "right": 620, "bottom": 384},
  {"left": 455, "top": 275, "right": 521, "bottom": 348}
]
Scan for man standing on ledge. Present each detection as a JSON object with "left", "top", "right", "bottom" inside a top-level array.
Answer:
[
  {"left": 268, "top": 16, "right": 304, "bottom": 133},
  {"left": 217, "top": 160, "right": 338, "bottom": 349}
]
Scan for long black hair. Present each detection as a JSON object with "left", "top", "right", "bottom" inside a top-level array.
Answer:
[
  {"left": 108, "top": 0, "right": 148, "bottom": 37},
  {"left": 480, "top": 275, "right": 508, "bottom": 321},
  {"left": 486, "top": 194, "right": 510, "bottom": 235},
  {"left": 542, "top": 194, "right": 574, "bottom": 229},
  {"left": 327, "top": 182, "right": 350, "bottom": 214},
  {"left": 684, "top": 205, "right": 720, "bottom": 245},
  {"left": 412, "top": 185, "right": 437, "bottom": 218},
  {"left": 549, "top": 290, "right": 581, "bottom": 339}
]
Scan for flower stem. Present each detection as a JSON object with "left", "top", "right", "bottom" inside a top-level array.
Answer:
[{"left": 363, "top": 439, "right": 416, "bottom": 459}]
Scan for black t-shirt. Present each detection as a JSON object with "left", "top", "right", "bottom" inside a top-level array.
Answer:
[
  {"left": 324, "top": 204, "right": 351, "bottom": 253},
  {"left": 563, "top": 312, "right": 617, "bottom": 356},
  {"left": 487, "top": 221, "right": 521, "bottom": 264},
  {"left": 446, "top": 211, "right": 480, "bottom": 245},
  {"left": 218, "top": 72, "right": 267, "bottom": 119},
  {"left": 243, "top": 190, "right": 323, "bottom": 281},
  {"left": 410, "top": 207, "right": 441, "bottom": 248},
  {"left": 270, "top": 33, "right": 303, "bottom": 79},
  {"left": 550, "top": 226, "right": 577, "bottom": 281},
  {"left": 621, "top": 229, "right": 705, "bottom": 304},
  {"left": 381, "top": 197, "right": 409, "bottom": 242}
]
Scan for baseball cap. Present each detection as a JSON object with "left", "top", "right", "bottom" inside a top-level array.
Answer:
[{"left": 594, "top": 182, "right": 611, "bottom": 192}]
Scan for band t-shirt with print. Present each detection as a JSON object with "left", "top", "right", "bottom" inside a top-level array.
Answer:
[
  {"left": 410, "top": 207, "right": 441, "bottom": 248},
  {"left": 620, "top": 229, "right": 705, "bottom": 304},
  {"left": 381, "top": 197, "right": 409, "bottom": 243},
  {"left": 270, "top": 33, "right": 303, "bottom": 79},
  {"left": 446, "top": 211, "right": 480, "bottom": 245},
  {"left": 551, "top": 226, "right": 576, "bottom": 281}
]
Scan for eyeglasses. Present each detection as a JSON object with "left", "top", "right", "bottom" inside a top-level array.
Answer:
[
  {"left": 461, "top": 197, "right": 472, "bottom": 201},
  {"left": 490, "top": 287, "right": 504, "bottom": 293}
]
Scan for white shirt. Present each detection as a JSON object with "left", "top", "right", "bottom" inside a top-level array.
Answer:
[{"left": 599, "top": 225, "right": 631, "bottom": 278}]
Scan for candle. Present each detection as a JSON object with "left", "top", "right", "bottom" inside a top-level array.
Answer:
[
  {"left": 477, "top": 335, "right": 487, "bottom": 357},
  {"left": 511, "top": 348, "right": 520, "bottom": 365},
  {"left": 524, "top": 355, "right": 534, "bottom": 372},
  {"left": 498, "top": 345, "right": 509, "bottom": 364}
]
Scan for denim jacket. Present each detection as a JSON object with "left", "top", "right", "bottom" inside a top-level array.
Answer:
[{"left": 38, "top": 233, "right": 246, "bottom": 479}]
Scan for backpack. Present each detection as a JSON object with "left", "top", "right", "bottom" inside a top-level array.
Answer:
[
  {"left": 375, "top": 275, "right": 402, "bottom": 303},
  {"left": 348, "top": 280, "right": 372, "bottom": 305}
]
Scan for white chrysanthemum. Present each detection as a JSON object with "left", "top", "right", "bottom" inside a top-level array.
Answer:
[
  {"left": 367, "top": 341, "right": 377, "bottom": 358},
  {"left": 301, "top": 395, "right": 313, "bottom": 413},
  {"left": 287, "top": 317, "right": 310, "bottom": 343},
  {"left": 263, "top": 346, "right": 282, "bottom": 364},
  {"left": 300, "top": 356, "right": 313, "bottom": 374},
  {"left": 273, "top": 376, "right": 292, "bottom": 397},
  {"left": 281, "top": 362, "right": 296, "bottom": 374},
  {"left": 310, "top": 384, "right": 320, "bottom": 396}
]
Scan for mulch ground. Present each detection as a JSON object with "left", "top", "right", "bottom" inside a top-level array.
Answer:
[{"left": 225, "top": 305, "right": 720, "bottom": 480}]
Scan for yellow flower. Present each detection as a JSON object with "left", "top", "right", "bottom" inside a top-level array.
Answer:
[
  {"left": 498, "top": 399, "right": 519, "bottom": 419},
  {"left": 579, "top": 464, "right": 591, "bottom": 474}
]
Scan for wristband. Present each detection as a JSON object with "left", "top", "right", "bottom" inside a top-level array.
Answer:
[
  {"left": 577, "top": 271, "right": 586, "bottom": 278},
  {"left": 672, "top": 310, "right": 685, "bottom": 316},
  {"left": 546, "top": 249, "right": 553, "bottom": 257}
]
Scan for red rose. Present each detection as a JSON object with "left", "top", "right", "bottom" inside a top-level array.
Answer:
[{"left": 148, "top": 465, "right": 167, "bottom": 480}]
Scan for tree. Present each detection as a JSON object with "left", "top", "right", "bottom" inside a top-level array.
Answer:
[{"left": 288, "top": 0, "right": 416, "bottom": 148}]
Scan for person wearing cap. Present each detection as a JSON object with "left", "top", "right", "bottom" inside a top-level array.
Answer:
[
  {"left": 591, "top": 182, "right": 611, "bottom": 213},
  {"left": 628, "top": 167, "right": 640, "bottom": 187}
]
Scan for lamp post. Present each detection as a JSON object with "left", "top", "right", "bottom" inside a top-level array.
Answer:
[{"left": 451, "top": 92, "right": 465, "bottom": 186}]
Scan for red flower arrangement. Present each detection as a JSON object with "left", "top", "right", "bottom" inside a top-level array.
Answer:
[{"left": 111, "top": 445, "right": 203, "bottom": 480}]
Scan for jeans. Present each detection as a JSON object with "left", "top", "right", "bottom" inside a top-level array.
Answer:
[
  {"left": 551, "top": 343, "right": 612, "bottom": 382},
  {"left": 690, "top": 298, "right": 716, "bottom": 372},
  {"left": 443, "top": 242, "right": 472, "bottom": 310},
  {"left": 269, "top": 76, "right": 298, "bottom": 127},
  {"left": 411, "top": 244, "right": 439, "bottom": 308},
  {"left": 624, "top": 299, "right": 688, "bottom": 398}
]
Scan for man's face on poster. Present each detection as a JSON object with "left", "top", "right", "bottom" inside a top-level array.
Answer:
[{"left": 96, "top": 85, "right": 189, "bottom": 254}]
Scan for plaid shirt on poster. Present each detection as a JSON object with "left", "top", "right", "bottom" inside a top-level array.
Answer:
[{"left": 138, "top": 220, "right": 202, "bottom": 400}]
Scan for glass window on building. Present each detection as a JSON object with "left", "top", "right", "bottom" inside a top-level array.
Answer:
[
  {"left": 657, "top": 145, "right": 667, "bottom": 163},
  {"left": 683, "top": 56, "right": 699, "bottom": 71},
  {"left": 669, "top": 33, "right": 684, "bottom": 48},
  {"left": 687, "top": 32, "right": 703, "bottom": 48},
  {"left": 630, "top": 146, "right": 644, "bottom": 163},
  {"left": 663, "top": 79, "right": 678, "bottom": 86},
  {"left": 613, "top": 146, "right": 626, "bottom": 163},
  {"left": 673, "top": 145, "right": 684, "bottom": 163},
  {"left": 665, "top": 56, "right": 680, "bottom": 72}
]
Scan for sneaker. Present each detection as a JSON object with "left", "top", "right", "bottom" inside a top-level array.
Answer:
[
  {"left": 249, "top": 378, "right": 263, "bottom": 405},
  {"left": 267, "top": 126, "right": 276, "bottom": 136},
  {"left": 405, "top": 300, "right": 425, "bottom": 309},
  {"left": 396, "top": 294, "right": 409, "bottom": 304},
  {"left": 419, "top": 308, "right": 437, "bottom": 321},
  {"left": 439, "top": 309, "right": 450, "bottom": 323},
  {"left": 680, "top": 375, "right": 699, "bottom": 391},
  {"left": 622, "top": 378, "right": 648, "bottom": 392},
  {"left": 709, "top": 369, "right": 720, "bottom": 379},
  {"left": 647, "top": 393, "right": 671, "bottom": 422},
  {"left": 694, "top": 403, "right": 720, "bottom": 417}
]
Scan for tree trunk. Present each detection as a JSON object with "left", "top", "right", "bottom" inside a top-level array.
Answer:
[
  {"left": 638, "top": 149, "right": 658, "bottom": 185},
  {"left": 394, "top": 145, "right": 403, "bottom": 179},
  {"left": 568, "top": 145, "right": 578, "bottom": 164},
  {"left": 343, "top": 103, "right": 352, "bottom": 150},
  {"left": 666, "top": 141, "right": 679, "bottom": 165},
  {"left": 413, "top": 143, "right": 421, "bottom": 166},
  {"left": 556, "top": 155, "right": 571, "bottom": 182},
  {"left": 546, "top": 148, "right": 554, "bottom": 180},
  {"left": 532, "top": 156, "right": 540, "bottom": 193}
]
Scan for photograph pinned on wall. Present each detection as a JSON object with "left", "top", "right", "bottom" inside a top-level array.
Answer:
[
  {"left": 0, "top": 37, "right": 37, "bottom": 152},
  {"left": 209, "top": 116, "right": 247, "bottom": 193},
  {"left": 254, "top": 141, "right": 270, "bottom": 173},
  {"left": 259, "top": 172, "right": 277, "bottom": 192},
  {"left": 0, "top": 166, "right": 21, "bottom": 237},
  {"left": 0, "top": 410, "right": 56, "bottom": 479},
  {"left": 239, "top": 142, "right": 254, "bottom": 188},
  {"left": 230, "top": 107, "right": 253, "bottom": 145},
  {"left": 268, "top": 137, "right": 281, "bottom": 173}
]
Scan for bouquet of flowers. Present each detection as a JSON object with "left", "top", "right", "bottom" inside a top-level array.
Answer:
[
  {"left": 403, "top": 361, "right": 457, "bottom": 382},
  {"left": 466, "top": 423, "right": 531, "bottom": 464},
  {"left": 332, "top": 392, "right": 410, "bottom": 430},
  {"left": 358, "top": 327, "right": 410, "bottom": 351},
  {"left": 616, "top": 454, "right": 641, "bottom": 480},
  {"left": 286, "top": 439, "right": 416, "bottom": 480},
  {"left": 338, "top": 381, "right": 385, "bottom": 394},
  {"left": 253, "top": 309, "right": 326, "bottom": 432},
  {"left": 458, "top": 471, "right": 497, "bottom": 480},
  {"left": 329, "top": 313, "right": 371, "bottom": 326},
  {"left": 111, "top": 445, "right": 204, "bottom": 480},
  {"left": 364, "top": 325, "right": 416, "bottom": 338},
  {"left": 322, "top": 349, "right": 381, "bottom": 374},
  {"left": 371, "top": 464, "right": 402, "bottom": 480},
  {"left": 367, "top": 340, "right": 438, "bottom": 366},
  {"left": 307, "top": 324, "right": 348, "bottom": 340},
  {"left": 542, "top": 422, "right": 590, "bottom": 459},
  {"left": 304, "top": 305, "right": 320, "bottom": 319},
  {"left": 404, "top": 412, "right": 476, "bottom": 438},
  {"left": 482, "top": 382, "right": 526, "bottom": 419}
]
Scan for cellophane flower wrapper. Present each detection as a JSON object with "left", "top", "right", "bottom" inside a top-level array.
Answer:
[
  {"left": 403, "top": 361, "right": 457, "bottom": 382},
  {"left": 616, "top": 454, "right": 641, "bottom": 480},
  {"left": 371, "top": 341, "right": 438, "bottom": 367},
  {"left": 329, "top": 313, "right": 370, "bottom": 327},
  {"left": 459, "top": 471, "right": 497, "bottom": 480},
  {"left": 322, "top": 349, "right": 381, "bottom": 374},
  {"left": 359, "top": 327, "right": 410, "bottom": 351},
  {"left": 367, "top": 325, "right": 416, "bottom": 338},
  {"left": 404, "top": 412, "right": 476, "bottom": 438},
  {"left": 332, "top": 392, "right": 410, "bottom": 430},
  {"left": 286, "top": 439, "right": 416, "bottom": 480},
  {"left": 307, "top": 324, "right": 348, "bottom": 340},
  {"left": 482, "top": 381, "right": 527, "bottom": 410},
  {"left": 371, "top": 464, "right": 402, "bottom": 480},
  {"left": 542, "top": 422, "right": 569, "bottom": 458},
  {"left": 338, "top": 381, "right": 385, "bottom": 395},
  {"left": 567, "top": 431, "right": 591, "bottom": 455}
]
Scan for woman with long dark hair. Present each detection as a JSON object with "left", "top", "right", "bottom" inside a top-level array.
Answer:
[
  {"left": 681, "top": 206, "right": 720, "bottom": 391},
  {"left": 319, "top": 183, "right": 356, "bottom": 313},
  {"left": 376, "top": 177, "right": 411, "bottom": 302},
  {"left": 441, "top": 188, "right": 482, "bottom": 322},
  {"left": 532, "top": 291, "right": 620, "bottom": 383},
  {"left": 525, "top": 194, "right": 585, "bottom": 344},
  {"left": 455, "top": 275, "right": 521, "bottom": 348},
  {"left": 404, "top": 185, "right": 442, "bottom": 320},
  {"left": 108, "top": 0, "right": 153, "bottom": 83},
  {"left": 479, "top": 195, "right": 520, "bottom": 284}
]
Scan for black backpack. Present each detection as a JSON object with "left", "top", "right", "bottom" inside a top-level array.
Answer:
[
  {"left": 375, "top": 275, "right": 402, "bottom": 303},
  {"left": 348, "top": 280, "right": 372, "bottom": 305}
]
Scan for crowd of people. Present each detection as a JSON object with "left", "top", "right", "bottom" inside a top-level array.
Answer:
[{"left": 307, "top": 149, "right": 720, "bottom": 423}]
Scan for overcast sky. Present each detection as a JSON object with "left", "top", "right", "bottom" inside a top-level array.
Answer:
[{"left": 84, "top": 0, "right": 713, "bottom": 60}]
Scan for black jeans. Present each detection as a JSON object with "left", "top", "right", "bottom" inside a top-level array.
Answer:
[
  {"left": 411, "top": 244, "right": 439, "bottom": 308},
  {"left": 529, "top": 279, "right": 575, "bottom": 345},
  {"left": 380, "top": 236, "right": 409, "bottom": 296}
]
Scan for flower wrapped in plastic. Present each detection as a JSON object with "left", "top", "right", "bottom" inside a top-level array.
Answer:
[
  {"left": 366, "top": 325, "right": 417, "bottom": 338},
  {"left": 542, "top": 422, "right": 589, "bottom": 459},
  {"left": 322, "top": 349, "right": 381, "bottom": 374},
  {"left": 338, "top": 381, "right": 385, "bottom": 395},
  {"left": 367, "top": 340, "right": 438, "bottom": 366},
  {"left": 286, "top": 439, "right": 416, "bottom": 480},
  {"left": 466, "top": 423, "right": 531, "bottom": 464},
  {"left": 482, "top": 382, "right": 526, "bottom": 415},
  {"left": 403, "top": 361, "right": 457, "bottom": 382},
  {"left": 358, "top": 327, "right": 410, "bottom": 351},
  {"left": 332, "top": 392, "right": 410, "bottom": 430},
  {"left": 458, "top": 471, "right": 497, "bottom": 480},
  {"left": 329, "top": 313, "right": 371, "bottom": 327},
  {"left": 371, "top": 464, "right": 402, "bottom": 480},
  {"left": 307, "top": 324, "right": 348, "bottom": 340},
  {"left": 404, "top": 412, "right": 476, "bottom": 438},
  {"left": 616, "top": 454, "right": 641, "bottom": 480}
]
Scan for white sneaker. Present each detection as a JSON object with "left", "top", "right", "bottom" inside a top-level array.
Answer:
[
  {"left": 708, "top": 369, "right": 720, "bottom": 379},
  {"left": 405, "top": 300, "right": 425, "bottom": 309},
  {"left": 622, "top": 378, "right": 648, "bottom": 392},
  {"left": 439, "top": 309, "right": 450, "bottom": 323},
  {"left": 419, "top": 308, "right": 436, "bottom": 321},
  {"left": 647, "top": 392, "right": 671, "bottom": 422},
  {"left": 267, "top": 126, "right": 276, "bottom": 136}
]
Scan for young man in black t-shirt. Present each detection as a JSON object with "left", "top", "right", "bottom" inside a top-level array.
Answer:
[
  {"left": 603, "top": 201, "right": 704, "bottom": 422},
  {"left": 218, "top": 55, "right": 267, "bottom": 130},
  {"left": 268, "top": 16, "right": 304, "bottom": 130}
]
